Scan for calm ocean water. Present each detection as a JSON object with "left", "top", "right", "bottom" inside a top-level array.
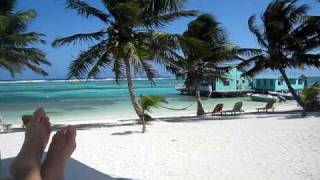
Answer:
[{"left": 0, "top": 78, "right": 290, "bottom": 124}]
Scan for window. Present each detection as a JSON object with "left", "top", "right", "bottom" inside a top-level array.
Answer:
[
  {"left": 242, "top": 80, "right": 246, "bottom": 83},
  {"left": 298, "top": 79, "right": 304, "bottom": 85},
  {"left": 290, "top": 79, "right": 296, "bottom": 85},
  {"left": 278, "top": 79, "right": 283, "bottom": 85},
  {"left": 223, "top": 79, "right": 230, "bottom": 86}
]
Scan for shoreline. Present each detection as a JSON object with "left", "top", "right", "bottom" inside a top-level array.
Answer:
[{"left": 6, "top": 102, "right": 302, "bottom": 129}]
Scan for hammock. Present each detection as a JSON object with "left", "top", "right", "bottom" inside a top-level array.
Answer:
[{"left": 159, "top": 104, "right": 193, "bottom": 111}]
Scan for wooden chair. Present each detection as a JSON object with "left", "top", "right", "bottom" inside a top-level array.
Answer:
[
  {"left": 221, "top": 101, "right": 244, "bottom": 115},
  {"left": 212, "top": 103, "right": 223, "bottom": 116},
  {"left": 257, "top": 101, "right": 275, "bottom": 112}
]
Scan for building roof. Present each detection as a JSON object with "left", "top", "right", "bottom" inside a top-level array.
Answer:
[{"left": 255, "top": 73, "right": 306, "bottom": 79}]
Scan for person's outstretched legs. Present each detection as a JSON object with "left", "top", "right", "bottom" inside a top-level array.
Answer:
[
  {"left": 10, "top": 108, "right": 51, "bottom": 180},
  {"left": 41, "top": 126, "right": 76, "bottom": 180}
]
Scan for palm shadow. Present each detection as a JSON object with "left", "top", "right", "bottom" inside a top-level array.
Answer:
[
  {"left": 111, "top": 131, "right": 141, "bottom": 136},
  {"left": 0, "top": 157, "right": 132, "bottom": 180}
]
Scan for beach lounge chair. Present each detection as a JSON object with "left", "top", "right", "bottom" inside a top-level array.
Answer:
[
  {"left": 257, "top": 101, "right": 275, "bottom": 112},
  {"left": 0, "top": 115, "right": 12, "bottom": 132},
  {"left": 221, "top": 101, "right": 244, "bottom": 115},
  {"left": 211, "top": 103, "right": 223, "bottom": 116}
]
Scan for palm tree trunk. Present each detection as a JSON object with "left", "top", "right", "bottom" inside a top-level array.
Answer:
[
  {"left": 142, "top": 110, "right": 146, "bottom": 133},
  {"left": 124, "top": 59, "right": 144, "bottom": 120},
  {"left": 194, "top": 81, "right": 205, "bottom": 116},
  {"left": 279, "top": 67, "right": 305, "bottom": 110}
]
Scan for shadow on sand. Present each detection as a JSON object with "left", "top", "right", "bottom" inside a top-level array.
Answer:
[
  {"left": 1, "top": 110, "right": 319, "bottom": 135},
  {"left": 0, "top": 157, "right": 132, "bottom": 180}
]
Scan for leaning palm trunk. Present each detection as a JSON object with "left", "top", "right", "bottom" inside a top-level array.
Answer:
[
  {"left": 194, "top": 81, "right": 205, "bottom": 116},
  {"left": 142, "top": 110, "right": 146, "bottom": 133},
  {"left": 279, "top": 67, "right": 305, "bottom": 110},
  {"left": 124, "top": 59, "right": 144, "bottom": 120}
]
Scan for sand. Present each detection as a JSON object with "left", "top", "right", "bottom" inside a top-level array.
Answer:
[{"left": 1, "top": 107, "right": 320, "bottom": 180}]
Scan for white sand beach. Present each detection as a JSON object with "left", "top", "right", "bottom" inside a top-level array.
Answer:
[{"left": 1, "top": 105, "right": 320, "bottom": 180}]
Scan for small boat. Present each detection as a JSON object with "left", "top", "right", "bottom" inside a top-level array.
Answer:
[
  {"left": 249, "top": 93, "right": 280, "bottom": 102},
  {"left": 268, "top": 91, "right": 294, "bottom": 100},
  {"left": 175, "top": 84, "right": 186, "bottom": 91}
]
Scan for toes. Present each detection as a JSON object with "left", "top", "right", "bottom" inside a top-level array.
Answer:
[
  {"left": 67, "top": 126, "right": 77, "bottom": 139},
  {"left": 56, "top": 126, "right": 68, "bottom": 137},
  {"left": 33, "top": 108, "right": 46, "bottom": 122},
  {"left": 67, "top": 126, "right": 77, "bottom": 151},
  {"left": 44, "top": 116, "right": 51, "bottom": 133}
]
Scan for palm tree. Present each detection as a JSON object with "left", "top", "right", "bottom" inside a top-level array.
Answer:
[
  {"left": 138, "top": 95, "right": 167, "bottom": 133},
  {"left": 237, "top": 0, "right": 320, "bottom": 110},
  {"left": 0, "top": 0, "right": 50, "bottom": 76},
  {"left": 167, "top": 14, "right": 235, "bottom": 116},
  {"left": 52, "top": 0, "right": 197, "bottom": 120}
]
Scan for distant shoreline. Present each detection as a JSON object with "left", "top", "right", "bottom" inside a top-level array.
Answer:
[{"left": 0, "top": 77, "right": 178, "bottom": 83}]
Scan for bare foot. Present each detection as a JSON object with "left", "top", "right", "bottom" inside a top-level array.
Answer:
[
  {"left": 10, "top": 108, "right": 51, "bottom": 180},
  {"left": 41, "top": 126, "right": 76, "bottom": 180}
]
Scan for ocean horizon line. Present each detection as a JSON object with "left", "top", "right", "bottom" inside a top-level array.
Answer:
[{"left": 0, "top": 77, "right": 178, "bottom": 84}]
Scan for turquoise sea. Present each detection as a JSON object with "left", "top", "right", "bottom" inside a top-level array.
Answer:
[{"left": 0, "top": 78, "right": 282, "bottom": 124}]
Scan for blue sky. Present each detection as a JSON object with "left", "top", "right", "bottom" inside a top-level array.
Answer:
[{"left": 0, "top": 0, "right": 319, "bottom": 80}]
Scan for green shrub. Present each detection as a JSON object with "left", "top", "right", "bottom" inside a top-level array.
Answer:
[{"left": 302, "top": 85, "right": 320, "bottom": 111}]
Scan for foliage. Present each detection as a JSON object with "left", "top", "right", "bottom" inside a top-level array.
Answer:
[
  {"left": 138, "top": 95, "right": 167, "bottom": 132},
  {"left": 0, "top": 0, "right": 50, "bottom": 76},
  {"left": 237, "top": 0, "right": 320, "bottom": 109},
  {"left": 138, "top": 95, "right": 167, "bottom": 113},
  {"left": 167, "top": 14, "right": 236, "bottom": 89},
  {"left": 165, "top": 14, "right": 236, "bottom": 116},
  {"left": 52, "top": 0, "right": 197, "bottom": 82},
  {"left": 301, "top": 85, "right": 320, "bottom": 111},
  {"left": 53, "top": 0, "right": 196, "bottom": 121},
  {"left": 237, "top": 0, "right": 320, "bottom": 76}
]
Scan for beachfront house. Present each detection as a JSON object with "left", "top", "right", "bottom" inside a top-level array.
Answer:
[
  {"left": 199, "top": 67, "right": 253, "bottom": 96},
  {"left": 176, "top": 67, "right": 253, "bottom": 97},
  {"left": 254, "top": 74, "right": 306, "bottom": 93}
]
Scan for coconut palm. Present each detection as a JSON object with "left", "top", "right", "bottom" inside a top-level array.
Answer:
[
  {"left": 237, "top": 0, "right": 320, "bottom": 110},
  {"left": 52, "top": 0, "right": 197, "bottom": 120},
  {"left": 138, "top": 95, "right": 167, "bottom": 133},
  {"left": 0, "top": 0, "right": 50, "bottom": 76},
  {"left": 167, "top": 14, "right": 236, "bottom": 116}
]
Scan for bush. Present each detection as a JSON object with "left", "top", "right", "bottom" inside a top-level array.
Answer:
[{"left": 302, "top": 85, "right": 320, "bottom": 111}]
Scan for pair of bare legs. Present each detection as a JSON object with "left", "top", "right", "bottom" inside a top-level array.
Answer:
[{"left": 10, "top": 108, "right": 76, "bottom": 180}]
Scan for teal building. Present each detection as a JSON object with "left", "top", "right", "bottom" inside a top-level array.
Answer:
[
  {"left": 199, "top": 67, "right": 253, "bottom": 96},
  {"left": 254, "top": 74, "right": 306, "bottom": 93}
]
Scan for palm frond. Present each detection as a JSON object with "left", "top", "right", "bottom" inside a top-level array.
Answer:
[
  {"left": 0, "top": 56, "right": 22, "bottom": 76},
  {"left": 87, "top": 52, "right": 112, "bottom": 78},
  {"left": 141, "top": 61, "right": 156, "bottom": 83},
  {"left": 291, "top": 53, "right": 320, "bottom": 68},
  {"left": 112, "top": 57, "right": 124, "bottom": 83},
  {"left": 25, "top": 62, "right": 48, "bottom": 76},
  {"left": 248, "top": 15, "right": 268, "bottom": 49},
  {"left": 67, "top": 41, "right": 107, "bottom": 79},
  {"left": 236, "top": 48, "right": 265, "bottom": 58},
  {"left": 0, "top": 32, "right": 45, "bottom": 47},
  {"left": 138, "top": 95, "right": 167, "bottom": 112},
  {"left": 143, "top": 0, "right": 187, "bottom": 17},
  {"left": 66, "top": 0, "right": 111, "bottom": 23},
  {"left": 142, "top": 10, "right": 197, "bottom": 28},
  {"left": 52, "top": 30, "right": 106, "bottom": 47}
]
